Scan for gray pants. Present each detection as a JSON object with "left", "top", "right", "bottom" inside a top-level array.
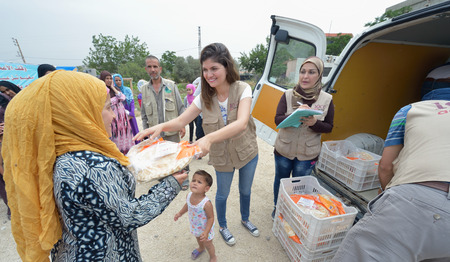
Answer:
[
  {"left": 162, "top": 133, "right": 180, "bottom": 143},
  {"left": 332, "top": 183, "right": 450, "bottom": 262}
]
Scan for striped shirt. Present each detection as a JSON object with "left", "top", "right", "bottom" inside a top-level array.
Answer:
[{"left": 384, "top": 105, "right": 411, "bottom": 147}]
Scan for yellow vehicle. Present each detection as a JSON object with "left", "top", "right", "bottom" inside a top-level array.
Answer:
[{"left": 251, "top": 3, "right": 450, "bottom": 218}]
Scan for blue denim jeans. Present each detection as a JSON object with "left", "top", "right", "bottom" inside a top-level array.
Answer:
[
  {"left": 273, "top": 154, "right": 315, "bottom": 206},
  {"left": 215, "top": 154, "right": 258, "bottom": 228}
]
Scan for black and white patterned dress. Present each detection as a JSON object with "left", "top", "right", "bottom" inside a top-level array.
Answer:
[{"left": 51, "top": 151, "right": 181, "bottom": 261}]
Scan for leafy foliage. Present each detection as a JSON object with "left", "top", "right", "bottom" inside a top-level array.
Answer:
[
  {"left": 326, "top": 34, "right": 352, "bottom": 56},
  {"left": 160, "top": 51, "right": 177, "bottom": 78},
  {"left": 117, "top": 57, "right": 148, "bottom": 83},
  {"left": 270, "top": 45, "right": 294, "bottom": 80},
  {"left": 83, "top": 34, "right": 149, "bottom": 77},
  {"left": 365, "top": 6, "right": 412, "bottom": 27},
  {"left": 239, "top": 38, "right": 269, "bottom": 77},
  {"left": 172, "top": 56, "right": 201, "bottom": 83}
]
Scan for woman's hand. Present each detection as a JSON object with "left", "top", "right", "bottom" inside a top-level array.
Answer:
[
  {"left": 110, "top": 85, "right": 120, "bottom": 94},
  {"left": 179, "top": 127, "right": 186, "bottom": 138},
  {"left": 191, "top": 135, "right": 212, "bottom": 158},
  {"left": 297, "top": 104, "right": 310, "bottom": 110},
  {"left": 133, "top": 123, "right": 164, "bottom": 142},
  {"left": 301, "top": 115, "right": 317, "bottom": 126},
  {"left": 172, "top": 170, "right": 189, "bottom": 187},
  {"left": 298, "top": 104, "right": 317, "bottom": 126}
]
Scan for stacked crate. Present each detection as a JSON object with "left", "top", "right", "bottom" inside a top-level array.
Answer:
[
  {"left": 317, "top": 140, "right": 381, "bottom": 191},
  {"left": 272, "top": 176, "right": 357, "bottom": 262}
]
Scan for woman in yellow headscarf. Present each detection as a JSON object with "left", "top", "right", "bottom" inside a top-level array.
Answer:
[{"left": 2, "top": 71, "right": 187, "bottom": 261}]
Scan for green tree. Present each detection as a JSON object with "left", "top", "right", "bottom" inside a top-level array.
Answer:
[
  {"left": 117, "top": 57, "right": 148, "bottom": 84},
  {"left": 83, "top": 34, "right": 149, "bottom": 75},
  {"left": 365, "top": 6, "right": 412, "bottom": 27},
  {"left": 271, "top": 46, "right": 294, "bottom": 78},
  {"left": 173, "top": 57, "right": 189, "bottom": 83},
  {"left": 186, "top": 56, "right": 201, "bottom": 81},
  {"left": 239, "top": 40, "right": 268, "bottom": 77},
  {"left": 172, "top": 56, "right": 200, "bottom": 83},
  {"left": 326, "top": 34, "right": 352, "bottom": 56},
  {"left": 160, "top": 51, "right": 177, "bottom": 78}
]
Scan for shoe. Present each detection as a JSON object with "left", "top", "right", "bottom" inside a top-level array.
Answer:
[
  {"left": 219, "top": 227, "right": 236, "bottom": 246},
  {"left": 241, "top": 220, "right": 260, "bottom": 237},
  {"left": 271, "top": 208, "right": 276, "bottom": 221},
  {"left": 181, "top": 178, "right": 189, "bottom": 191},
  {"left": 191, "top": 249, "right": 204, "bottom": 260}
]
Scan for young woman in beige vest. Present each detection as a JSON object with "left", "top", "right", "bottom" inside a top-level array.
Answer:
[
  {"left": 134, "top": 43, "right": 260, "bottom": 246},
  {"left": 272, "top": 57, "right": 335, "bottom": 219}
]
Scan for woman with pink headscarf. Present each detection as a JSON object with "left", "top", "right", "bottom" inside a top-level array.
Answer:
[{"left": 184, "top": 83, "right": 197, "bottom": 143}]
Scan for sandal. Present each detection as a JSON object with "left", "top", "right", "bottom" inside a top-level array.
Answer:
[{"left": 191, "top": 249, "right": 204, "bottom": 260}]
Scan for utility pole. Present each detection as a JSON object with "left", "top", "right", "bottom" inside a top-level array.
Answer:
[
  {"left": 198, "top": 26, "right": 201, "bottom": 59},
  {"left": 12, "top": 38, "right": 26, "bottom": 64}
]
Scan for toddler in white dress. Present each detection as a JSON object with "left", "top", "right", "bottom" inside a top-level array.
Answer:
[{"left": 175, "top": 170, "right": 216, "bottom": 261}]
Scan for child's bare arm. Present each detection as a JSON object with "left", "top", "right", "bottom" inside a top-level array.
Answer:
[
  {"left": 174, "top": 203, "right": 188, "bottom": 221},
  {"left": 199, "top": 201, "right": 214, "bottom": 241}
]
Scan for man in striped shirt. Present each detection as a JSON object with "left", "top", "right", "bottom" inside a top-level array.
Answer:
[{"left": 333, "top": 72, "right": 450, "bottom": 260}]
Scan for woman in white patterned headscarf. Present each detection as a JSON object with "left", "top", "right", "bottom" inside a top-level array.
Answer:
[{"left": 272, "top": 56, "right": 335, "bottom": 219}]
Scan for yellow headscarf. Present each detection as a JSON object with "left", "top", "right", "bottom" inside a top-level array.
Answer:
[{"left": 2, "top": 70, "right": 129, "bottom": 261}]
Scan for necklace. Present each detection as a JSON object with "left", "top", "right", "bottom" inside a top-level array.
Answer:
[{"left": 217, "top": 92, "right": 229, "bottom": 102}]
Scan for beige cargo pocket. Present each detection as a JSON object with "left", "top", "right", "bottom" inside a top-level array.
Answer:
[
  {"left": 210, "top": 142, "right": 227, "bottom": 166},
  {"left": 165, "top": 97, "right": 175, "bottom": 111},
  {"left": 202, "top": 118, "right": 219, "bottom": 135},
  {"left": 234, "top": 133, "right": 256, "bottom": 161},
  {"left": 304, "top": 139, "right": 321, "bottom": 158},
  {"left": 144, "top": 101, "right": 153, "bottom": 114}
]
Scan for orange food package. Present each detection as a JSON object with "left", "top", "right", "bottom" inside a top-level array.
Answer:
[
  {"left": 290, "top": 193, "right": 346, "bottom": 218},
  {"left": 127, "top": 138, "right": 201, "bottom": 182},
  {"left": 279, "top": 213, "right": 302, "bottom": 244}
]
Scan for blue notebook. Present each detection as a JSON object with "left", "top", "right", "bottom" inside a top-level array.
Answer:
[{"left": 276, "top": 108, "right": 323, "bottom": 129}]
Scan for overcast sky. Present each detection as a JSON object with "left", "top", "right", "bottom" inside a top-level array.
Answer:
[{"left": 1, "top": 0, "right": 403, "bottom": 67}]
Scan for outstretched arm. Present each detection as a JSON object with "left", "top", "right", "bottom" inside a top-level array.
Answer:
[
  {"left": 193, "top": 97, "right": 252, "bottom": 157},
  {"left": 133, "top": 103, "right": 200, "bottom": 142},
  {"left": 174, "top": 203, "right": 188, "bottom": 221}
]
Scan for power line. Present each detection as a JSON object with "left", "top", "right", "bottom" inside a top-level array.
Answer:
[
  {"left": 26, "top": 56, "right": 83, "bottom": 61},
  {"left": 12, "top": 38, "right": 26, "bottom": 63}
]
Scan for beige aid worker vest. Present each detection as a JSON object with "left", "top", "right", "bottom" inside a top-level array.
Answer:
[
  {"left": 274, "top": 89, "right": 332, "bottom": 160},
  {"left": 201, "top": 81, "right": 258, "bottom": 172},
  {"left": 141, "top": 78, "right": 179, "bottom": 136},
  {"left": 387, "top": 100, "right": 450, "bottom": 188}
]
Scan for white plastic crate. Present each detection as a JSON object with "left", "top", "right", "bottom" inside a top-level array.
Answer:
[
  {"left": 272, "top": 214, "right": 338, "bottom": 262},
  {"left": 275, "top": 176, "right": 357, "bottom": 251},
  {"left": 317, "top": 140, "right": 381, "bottom": 191}
]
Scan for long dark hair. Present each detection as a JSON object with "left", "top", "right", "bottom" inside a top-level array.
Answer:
[
  {"left": 99, "top": 71, "right": 114, "bottom": 98},
  {"left": 200, "top": 43, "right": 239, "bottom": 110}
]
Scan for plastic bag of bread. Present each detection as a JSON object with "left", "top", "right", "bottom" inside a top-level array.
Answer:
[
  {"left": 279, "top": 213, "right": 301, "bottom": 244},
  {"left": 290, "top": 193, "right": 346, "bottom": 218},
  {"left": 346, "top": 151, "right": 374, "bottom": 160},
  {"left": 126, "top": 138, "right": 201, "bottom": 182}
]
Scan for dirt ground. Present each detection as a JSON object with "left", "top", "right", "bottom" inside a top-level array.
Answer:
[{"left": 0, "top": 119, "right": 291, "bottom": 262}]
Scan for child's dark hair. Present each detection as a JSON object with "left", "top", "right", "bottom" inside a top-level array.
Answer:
[{"left": 194, "top": 170, "right": 213, "bottom": 187}]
